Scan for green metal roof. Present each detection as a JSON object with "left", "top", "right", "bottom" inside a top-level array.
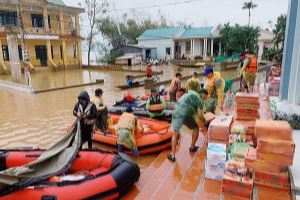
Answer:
[
  {"left": 179, "top": 27, "right": 214, "bottom": 38},
  {"left": 47, "top": 0, "right": 65, "bottom": 6},
  {"left": 137, "top": 28, "right": 179, "bottom": 40}
]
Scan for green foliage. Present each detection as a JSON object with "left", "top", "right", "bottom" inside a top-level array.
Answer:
[
  {"left": 97, "top": 47, "right": 121, "bottom": 64},
  {"left": 220, "top": 23, "right": 260, "bottom": 56},
  {"left": 97, "top": 13, "right": 169, "bottom": 49},
  {"left": 273, "top": 14, "right": 287, "bottom": 50},
  {"left": 262, "top": 48, "right": 277, "bottom": 61}
]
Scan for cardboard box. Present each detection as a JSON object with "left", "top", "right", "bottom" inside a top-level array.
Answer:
[
  {"left": 208, "top": 115, "right": 233, "bottom": 140},
  {"left": 255, "top": 120, "right": 293, "bottom": 141},
  {"left": 254, "top": 170, "right": 289, "bottom": 188},
  {"left": 257, "top": 151, "right": 294, "bottom": 166},
  {"left": 245, "top": 147, "right": 288, "bottom": 173},
  {"left": 222, "top": 185, "right": 252, "bottom": 199},
  {"left": 204, "top": 112, "right": 216, "bottom": 123},
  {"left": 257, "top": 138, "right": 295, "bottom": 155}
]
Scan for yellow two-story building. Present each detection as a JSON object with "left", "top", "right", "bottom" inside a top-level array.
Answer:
[{"left": 0, "top": 0, "right": 84, "bottom": 72}]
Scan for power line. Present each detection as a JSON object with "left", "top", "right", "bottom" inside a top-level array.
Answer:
[{"left": 106, "top": 0, "right": 205, "bottom": 12}]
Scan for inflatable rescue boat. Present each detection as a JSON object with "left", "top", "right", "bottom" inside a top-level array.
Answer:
[
  {"left": 0, "top": 150, "right": 140, "bottom": 199},
  {"left": 93, "top": 114, "right": 173, "bottom": 154}
]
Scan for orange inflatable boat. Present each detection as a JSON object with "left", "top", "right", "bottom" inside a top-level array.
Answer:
[
  {"left": 0, "top": 150, "right": 140, "bottom": 199},
  {"left": 93, "top": 114, "right": 173, "bottom": 154}
]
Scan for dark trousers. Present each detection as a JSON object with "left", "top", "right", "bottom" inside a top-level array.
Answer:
[{"left": 80, "top": 125, "right": 93, "bottom": 150}]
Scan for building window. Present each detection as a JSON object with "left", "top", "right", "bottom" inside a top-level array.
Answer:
[
  {"left": 60, "top": 45, "right": 63, "bottom": 59},
  {"left": 18, "top": 45, "right": 23, "bottom": 60},
  {"left": 31, "top": 14, "right": 44, "bottom": 28},
  {"left": 0, "top": 11, "right": 17, "bottom": 26},
  {"left": 166, "top": 47, "right": 171, "bottom": 55},
  {"left": 51, "top": 45, "right": 54, "bottom": 59},
  {"left": 186, "top": 42, "right": 191, "bottom": 52},
  {"left": 2, "top": 45, "right": 9, "bottom": 61},
  {"left": 73, "top": 43, "right": 78, "bottom": 58}
]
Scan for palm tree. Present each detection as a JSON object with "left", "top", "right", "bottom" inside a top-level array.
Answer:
[{"left": 242, "top": 1, "right": 258, "bottom": 26}]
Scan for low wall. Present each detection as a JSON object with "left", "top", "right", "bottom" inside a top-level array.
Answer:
[{"left": 0, "top": 80, "right": 34, "bottom": 94}]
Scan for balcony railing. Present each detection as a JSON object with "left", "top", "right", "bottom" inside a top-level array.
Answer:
[{"left": 0, "top": 25, "right": 78, "bottom": 37}]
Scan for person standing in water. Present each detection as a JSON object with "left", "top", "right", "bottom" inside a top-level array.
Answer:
[{"left": 73, "top": 91, "right": 97, "bottom": 150}]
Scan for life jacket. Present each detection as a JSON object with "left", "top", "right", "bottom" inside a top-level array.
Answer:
[
  {"left": 116, "top": 112, "right": 136, "bottom": 131},
  {"left": 246, "top": 56, "right": 257, "bottom": 72},
  {"left": 78, "top": 102, "right": 95, "bottom": 125},
  {"left": 149, "top": 95, "right": 161, "bottom": 105},
  {"left": 188, "top": 78, "right": 199, "bottom": 91}
]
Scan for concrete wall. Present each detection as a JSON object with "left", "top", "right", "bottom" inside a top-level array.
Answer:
[{"left": 138, "top": 39, "right": 174, "bottom": 60}]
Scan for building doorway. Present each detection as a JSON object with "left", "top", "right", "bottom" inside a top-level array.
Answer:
[
  {"left": 145, "top": 49, "right": 151, "bottom": 59},
  {"left": 35, "top": 45, "right": 47, "bottom": 66}
]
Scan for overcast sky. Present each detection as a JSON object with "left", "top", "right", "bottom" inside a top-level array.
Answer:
[{"left": 64, "top": 0, "right": 289, "bottom": 29}]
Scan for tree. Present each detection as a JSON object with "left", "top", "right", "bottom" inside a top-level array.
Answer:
[
  {"left": 97, "top": 11, "right": 169, "bottom": 49},
  {"left": 273, "top": 14, "right": 287, "bottom": 51},
  {"left": 220, "top": 23, "right": 260, "bottom": 55},
  {"left": 85, "top": 0, "right": 108, "bottom": 67},
  {"left": 242, "top": 1, "right": 258, "bottom": 26}
]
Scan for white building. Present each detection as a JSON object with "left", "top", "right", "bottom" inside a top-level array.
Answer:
[
  {"left": 257, "top": 29, "right": 275, "bottom": 59},
  {"left": 137, "top": 27, "right": 221, "bottom": 61}
]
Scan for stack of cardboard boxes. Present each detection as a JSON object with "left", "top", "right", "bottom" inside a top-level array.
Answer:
[
  {"left": 245, "top": 120, "right": 295, "bottom": 192},
  {"left": 235, "top": 93, "right": 260, "bottom": 121}
]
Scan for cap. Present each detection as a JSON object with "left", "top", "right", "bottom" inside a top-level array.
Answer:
[{"left": 202, "top": 66, "right": 214, "bottom": 76}]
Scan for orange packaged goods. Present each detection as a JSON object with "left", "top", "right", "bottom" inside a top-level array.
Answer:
[
  {"left": 222, "top": 171, "right": 253, "bottom": 200},
  {"left": 204, "top": 112, "right": 216, "bottom": 123},
  {"left": 257, "top": 151, "right": 294, "bottom": 166},
  {"left": 148, "top": 104, "right": 164, "bottom": 112},
  {"left": 235, "top": 93, "right": 259, "bottom": 102},
  {"left": 254, "top": 120, "right": 293, "bottom": 141},
  {"left": 208, "top": 115, "right": 233, "bottom": 141},
  {"left": 254, "top": 171, "right": 290, "bottom": 189},
  {"left": 257, "top": 138, "right": 295, "bottom": 155},
  {"left": 245, "top": 147, "right": 288, "bottom": 173}
]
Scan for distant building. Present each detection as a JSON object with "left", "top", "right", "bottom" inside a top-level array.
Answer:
[
  {"left": 137, "top": 26, "right": 221, "bottom": 60},
  {"left": 115, "top": 53, "right": 142, "bottom": 66},
  {"left": 111, "top": 44, "right": 156, "bottom": 61},
  {"left": 0, "top": 0, "right": 84, "bottom": 72},
  {"left": 257, "top": 29, "right": 275, "bottom": 59}
]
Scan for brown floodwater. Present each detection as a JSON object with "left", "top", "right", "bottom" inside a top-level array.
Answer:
[{"left": 0, "top": 65, "right": 237, "bottom": 197}]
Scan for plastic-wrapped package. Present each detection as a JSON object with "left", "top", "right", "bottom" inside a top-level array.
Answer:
[
  {"left": 205, "top": 143, "right": 227, "bottom": 180},
  {"left": 230, "top": 124, "right": 247, "bottom": 143},
  {"left": 228, "top": 143, "right": 250, "bottom": 159},
  {"left": 270, "top": 97, "right": 300, "bottom": 129},
  {"left": 225, "top": 158, "right": 248, "bottom": 176}
]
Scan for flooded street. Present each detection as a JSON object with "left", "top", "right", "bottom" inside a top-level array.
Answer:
[{"left": 0, "top": 64, "right": 237, "bottom": 161}]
